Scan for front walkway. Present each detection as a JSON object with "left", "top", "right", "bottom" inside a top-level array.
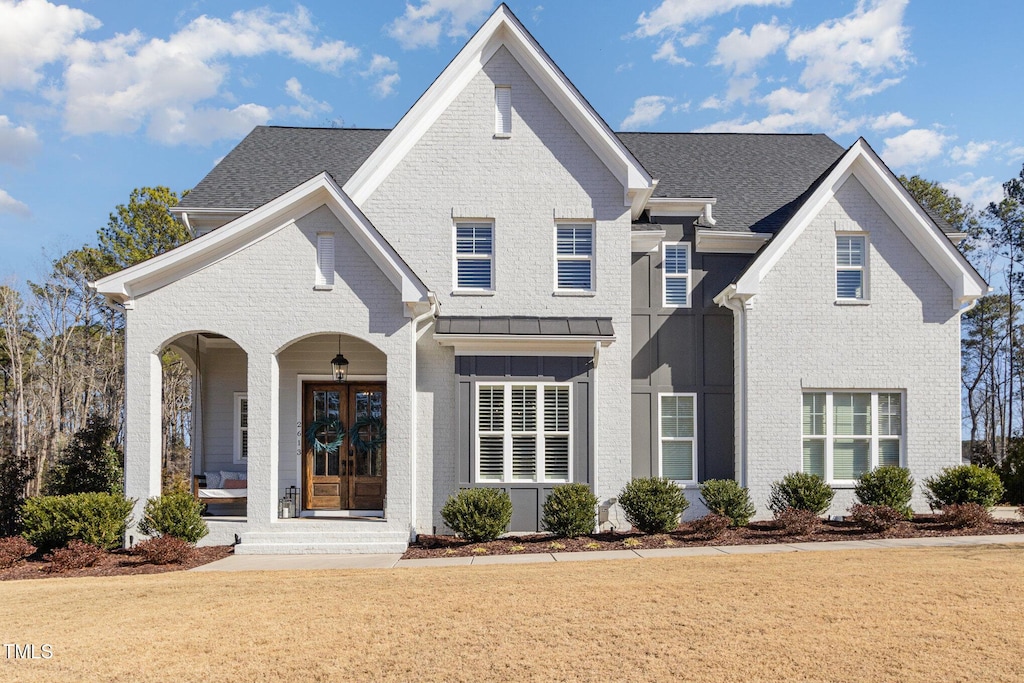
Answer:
[{"left": 192, "top": 532, "right": 1024, "bottom": 572}]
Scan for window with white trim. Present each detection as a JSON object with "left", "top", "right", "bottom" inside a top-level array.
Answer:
[
  {"left": 455, "top": 222, "right": 494, "bottom": 290},
  {"left": 495, "top": 85, "right": 511, "bottom": 136},
  {"left": 836, "top": 235, "right": 866, "bottom": 300},
  {"left": 659, "top": 393, "right": 696, "bottom": 483},
  {"left": 802, "top": 391, "right": 903, "bottom": 482},
  {"left": 476, "top": 383, "right": 571, "bottom": 483},
  {"left": 233, "top": 392, "right": 248, "bottom": 464},
  {"left": 663, "top": 242, "right": 691, "bottom": 307},
  {"left": 555, "top": 223, "right": 594, "bottom": 291},
  {"left": 315, "top": 232, "right": 335, "bottom": 288}
]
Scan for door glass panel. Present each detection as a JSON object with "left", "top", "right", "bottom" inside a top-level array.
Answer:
[
  {"left": 312, "top": 390, "right": 342, "bottom": 476},
  {"left": 353, "top": 390, "right": 384, "bottom": 477}
]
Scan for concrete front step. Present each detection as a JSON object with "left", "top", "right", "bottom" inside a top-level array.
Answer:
[{"left": 236, "top": 530, "right": 410, "bottom": 555}]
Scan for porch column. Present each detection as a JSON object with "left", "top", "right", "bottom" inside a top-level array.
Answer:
[
  {"left": 245, "top": 349, "right": 280, "bottom": 525},
  {"left": 124, "top": 343, "right": 162, "bottom": 540}
]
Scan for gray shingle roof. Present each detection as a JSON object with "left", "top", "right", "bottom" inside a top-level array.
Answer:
[{"left": 436, "top": 316, "right": 614, "bottom": 337}]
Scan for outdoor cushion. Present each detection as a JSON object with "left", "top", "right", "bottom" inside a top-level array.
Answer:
[
  {"left": 197, "top": 488, "right": 248, "bottom": 499},
  {"left": 222, "top": 479, "right": 246, "bottom": 489},
  {"left": 203, "top": 471, "right": 222, "bottom": 488},
  {"left": 219, "top": 470, "right": 247, "bottom": 483}
]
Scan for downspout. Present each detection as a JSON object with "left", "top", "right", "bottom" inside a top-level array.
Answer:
[
  {"left": 591, "top": 341, "right": 600, "bottom": 512},
  {"left": 408, "top": 292, "right": 440, "bottom": 539},
  {"left": 714, "top": 285, "right": 749, "bottom": 488}
]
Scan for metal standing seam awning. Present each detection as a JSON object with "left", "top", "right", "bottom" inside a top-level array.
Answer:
[{"left": 432, "top": 316, "right": 615, "bottom": 358}]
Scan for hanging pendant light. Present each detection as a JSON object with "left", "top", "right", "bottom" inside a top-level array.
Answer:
[{"left": 330, "top": 335, "right": 349, "bottom": 383}]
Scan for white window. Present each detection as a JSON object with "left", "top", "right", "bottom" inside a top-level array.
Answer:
[
  {"left": 659, "top": 393, "right": 696, "bottom": 483},
  {"left": 475, "top": 383, "right": 571, "bottom": 483},
  {"left": 315, "top": 232, "right": 335, "bottom": 289},
  {"left": 802, "top": 391, "right": 903, "bottom": 482},
  {"left": 495, "top": 85, "right": 511, "bottom": 136},
  {"left": 455, "top": 222, "right": 494, "bottom": 290},
  {"left": 663, "top": 242, "right": 691, "bottom": 307},
  {"left": 836, "top": 235, "right": 866, "bottom": 300},
  {"left": 233, "top": 392, "right": 248, "bottom": 464},
  {"left": 555, "top": 223, "right": 594, "bottom": 291}
]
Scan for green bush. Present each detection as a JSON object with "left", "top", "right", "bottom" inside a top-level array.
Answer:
[
  {"left": 699, "top": 479, "right": 756, "bottom": 527},
  {"left": 541, "top": 483, "right": 598, "bottom": 538},
  {"left": 138, "top": 490, "right": 208, "bottom": 544},
  {"left": 854, "top": 467, "right": 915, "bottom": 518},
  {"left": 618, "top": 477, "right": 690, "bottom": 534},
  {"left": 923, "top": 465, "right": 1004, "bottom": 509},
  {"left": 768, "top": 472, "right": 834, "bottom": 516},
  {"left": 21, "top": 493, "right": 134, "bottom": 551},
  {"left": 996, "top": 444, "right": 1024, "bottom": 505},
  {"left": 43, "top": 415, "right": 123, "bottom": 496},
  {"left": 441, "top": 488, "right": 512, "bottom": 542}
]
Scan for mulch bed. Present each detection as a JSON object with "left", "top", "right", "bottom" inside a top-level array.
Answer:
[
  {"left": 403, "top": 516, "right": 1024, "bottom": 559},
  {"left": 0, "top": 545, "right": 233, "bottom": 581}
]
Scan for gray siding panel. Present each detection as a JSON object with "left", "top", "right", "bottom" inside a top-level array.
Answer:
[{"left": 631, "top": 393, "right": 652, "bottom": 478}]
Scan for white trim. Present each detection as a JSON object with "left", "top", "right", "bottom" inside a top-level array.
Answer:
[
  {"left": 233, "top": 392, "right": 248, "bottom": 465},
  {"left": 657, "top": 392, "right": 698, "bottom": 485},
  {"left": 725, "top": 138, "right": 988, "bottom": 310},
  {"left": 695, "top": 229, "right": 769, "bottom": 254},
  {"left": 433, "top": 335, "right": 614, "bottom": 358},
  {"left": 631, "top": 229, "right": 666, "bottom": 253},
  {"left": 646, "top": 198, "right": 716, "bottom": 217},
  {"left": 92, "top": 173, "right": 431, "bottom": 310},
  {"left": 662, "top": 241, "right": 691, "bottom": 308},
  {"left": 342, "top": 5, "right": 652, "bottom": 209},
  {"left": 554, "top": 222, "right": 595, "bottom": 293}
]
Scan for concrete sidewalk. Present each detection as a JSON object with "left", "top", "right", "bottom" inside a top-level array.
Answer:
[{"left": 191, "top": 532, "right": 1024, "bottom": 572}]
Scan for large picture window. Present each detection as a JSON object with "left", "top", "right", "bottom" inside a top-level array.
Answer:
[
  {"left": 475, "top": 383, "right": 571, "bottom": 483},
  {"left": 802, "top": 391, "right": 903, "bottom": 482},
  {"left": 455, "top": 222, "right": 494, "bottom": 290},
  {"left": 659, "top": 393, "right": 696, "bottom": 483}
]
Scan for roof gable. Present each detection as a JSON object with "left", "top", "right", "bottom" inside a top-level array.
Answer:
[
  {"left": 342, "top": 4, "right": 652, "bottom": 214},
  {"left": 723, "top": 138, "right": 988, "bottom": 309},
  {"left": 93, "top": 173, "right": 430, "bottom": 310}
]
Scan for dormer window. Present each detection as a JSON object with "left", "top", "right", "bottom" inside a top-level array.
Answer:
[{"left": 495, "top": 85, "right": 511, "bottom": 137}]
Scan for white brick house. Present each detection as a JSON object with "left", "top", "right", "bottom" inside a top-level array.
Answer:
[{"left": 93, "top": 5, "right": 986, "bottom": 553}]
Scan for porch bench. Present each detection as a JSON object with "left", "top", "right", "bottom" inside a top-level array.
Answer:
[{"left": 193, "top": 474, "right": 248, "bottom": 506}]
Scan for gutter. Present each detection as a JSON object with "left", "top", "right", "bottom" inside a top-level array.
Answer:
[{"left": 409, "top": 292, "right": 440, "bottom": 539}]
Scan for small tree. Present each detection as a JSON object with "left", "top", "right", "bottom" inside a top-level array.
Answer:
[{"left": 43, "top": 415, "right": 123, "bottom": 496}]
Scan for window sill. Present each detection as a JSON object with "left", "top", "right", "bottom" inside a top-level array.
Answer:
[
  {"left": 552, "top": 290, "right": 596, "bottom": 297},
  {"left": 452, "top": 289, "right": 495, "bottom": 296},
  {"left": 834, "top": 299, "right": 870, "bottom": 306},
  {"left": 493, "top": 133, "right": 511, "bottom": 139},
  {"left": 826, "top": 483, "right": 858, "bottom": 489},
  {"left": 313, "top": 285, "right": 333, "bottom": 291}
]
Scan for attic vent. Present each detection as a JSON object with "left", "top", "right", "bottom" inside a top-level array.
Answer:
[
  {"left": 495, "top": 85, "right": 511, "bottom": 136},
  {"left": 315, "top": 232, "right": 335, "bottom": 289}
]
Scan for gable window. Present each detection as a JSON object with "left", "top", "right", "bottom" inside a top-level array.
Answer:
[
  {"left": 663, "top": 242, "right": 691, "bottom": 307},
  {"left": 233, "top": 392, "right": 248, "bottom": 464},
  {"left": 836, "top": 235, "right": 866, "bottom": 300},
  {"left": 555, "top": 223, "right": 594, "bottom": 291},
  {"left": 455, "top": 222, "right": 494, "bottom": 291},
  {"left": 475, "top": 382, "right": 571, "bottom": 483},
  {"left": 495, "top": 85, "right": 511, "bottom": 136},
  {"left": 802, "top": 391, "right": 903, "bottom": 482},
  {"left": 315, "top": 232, "right": 335, "bottom": 289},
  {"left": 659, "top": 393, "right": 696, "bottom": 483}
]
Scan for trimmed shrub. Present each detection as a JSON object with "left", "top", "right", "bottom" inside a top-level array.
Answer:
[
  {"left": 854, "top": 467, "right": 915, "bottom": 518},
  {"left": 133, "top": 535, "right": 196, "bottom": 565},
  {"left": 21, "top": 493, "right": 134, "bottom": 551},
  {"left": 0, "top": 536, "right": 36, "bottom": 569},
  {"left": 138, "top": 490, "right": 208, "bottom": 544},
  {"left": 689, "top": 513, "right": 730, "bottom": 541},
  {"left": 42, "top": 415, "right": 122, "bottom": 496},
  {"left": 541, "top": 483, "right": 598, "bottom": 538},
  {"left": 699, "top": 479, "right": 756, "bottom": 527},
  {"left": 441, "top": 488, "right": 512, "bottom": 542},
  {"left": 923, "top": 465, "right": 1004, "bottom": 509},
  {"left": 939, "top": 502, "right": 993, "bottom": 529},
  {"left": 45, "top": 540, "right": 104, "bottom": 572},
  {"left": 618, "top": 477, "right": 690, "bottom": 534},
  {"left": 774, "top": 507, "right": 821, "bottom": 536},
  {"left": 768, "top": 472, "right": 834, "bottom": 516},
  {"left": 848, "top": 503, "right": 904, "bottom": 532}
]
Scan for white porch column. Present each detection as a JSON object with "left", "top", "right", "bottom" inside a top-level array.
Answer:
[
  {"left": 124, "top": 343, "right": 162, "bottom": 540},
  {"left": 245, "top": 349, "right": 280, "bottom": 525}
]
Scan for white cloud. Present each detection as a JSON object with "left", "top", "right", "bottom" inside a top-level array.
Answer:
[
  {"left": 373, "top": 73, "right": 401, "bottom": 98},
  {"left": 881, "top": 128, "right": 952, "bottom": 168},
  {"left": 615, "top": 63, "right": 634, "bottom": 73},
  {"left": 786, "top": 0, "right": 910, "bottom": 93},
  {"left": 620, "top": 95, "right": 673, "bottom": 129},
  {"left": 0, "top": 188, "right": 30, "bottom": 217},
  {"left": 942, "top": 173, "right": 1004, "bottom": 210},
  {"left": 0, "top": 0, "right": 100, "bottom": 92},
  {"left": 366, "top": 54, "right": 399, "bottom": 75},
  {"left": 285, "top": 77, "right": 331, "bottom": 118},
  {"left": 712, "top": 20, "right": 789, "bottom": 75},
  {"left": 0, "top": 116, "right": 41, "bottom": 166},
  {"left": 870, "top": 111, "right": 914, "bottom": 131},
  {"left": 700, "top": 95, "right": 725, "bottom": 111},
  {"left": 1009, "top": 146, "right": 1024, "bottom": 159},
  {"left": 635, "top": 0, "right": 792, "bottom": 37},
  {"left": 697, "top": 86, "right": 835, "bottom": 132},
  {"left": 59, "top": 7, "right": 358, "bottom": 143},
  {"left": 652, "top": 40, "right": 692, "bottom": 66},
  {"left": 950, "top": 141, "right": 994, "bottom": 167},
  {"left": 680, "top": 30, "right": 709, "bottom": 47},
  {"left": 362, "top": 54, "right": 400, "bottom": 98},
  {"left": 387, "top": 0, "right": 493, "bottom": 50}
]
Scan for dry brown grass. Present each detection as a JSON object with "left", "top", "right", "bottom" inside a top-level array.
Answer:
[{"left": 2, "top": 545, "right": 1023, "bottom": 682}]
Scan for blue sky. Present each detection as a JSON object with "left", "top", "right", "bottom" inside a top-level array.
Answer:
[{"left": 0, "top": 0, "right": 1020, "bottom": 279}]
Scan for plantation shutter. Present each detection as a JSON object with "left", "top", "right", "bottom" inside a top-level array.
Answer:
[
  {"left": 495, "top": 86, "right": 511, "bottom": 135},
  {"left": 556, "top": 225, "right": 593, "bottom": 290},
  {"left": 511, "top": 386, "right": 537, "bottom": 479},
  {"left": 664, "top": 244, "right": 690, "bottom": 306},
  {"left": 836, "top": 235, "right": 865, "bottom": 299},
  {"left": 543, "top": 386, "right": 571, "bottom": 480},
  {"left": 477, "top": 386, "right": 504, "bottom": 481},
  {"left": 455, "top": 223, "right": 493, "bottom": 289},
  {"left": 316, "top": 233, "right": 335, "bottom": 287}
]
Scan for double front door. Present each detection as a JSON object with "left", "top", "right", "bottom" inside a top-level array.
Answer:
[{"left": 302, "top": 382, "right": 386, "bottom": 511}]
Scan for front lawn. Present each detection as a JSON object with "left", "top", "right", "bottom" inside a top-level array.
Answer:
[{"left": 1, "top": 545, "right": 1022, "bottom": 681}]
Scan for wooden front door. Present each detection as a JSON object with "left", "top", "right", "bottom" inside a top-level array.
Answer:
[{"left": 302, "top": 382, "right": 386, "bottom": 511}]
